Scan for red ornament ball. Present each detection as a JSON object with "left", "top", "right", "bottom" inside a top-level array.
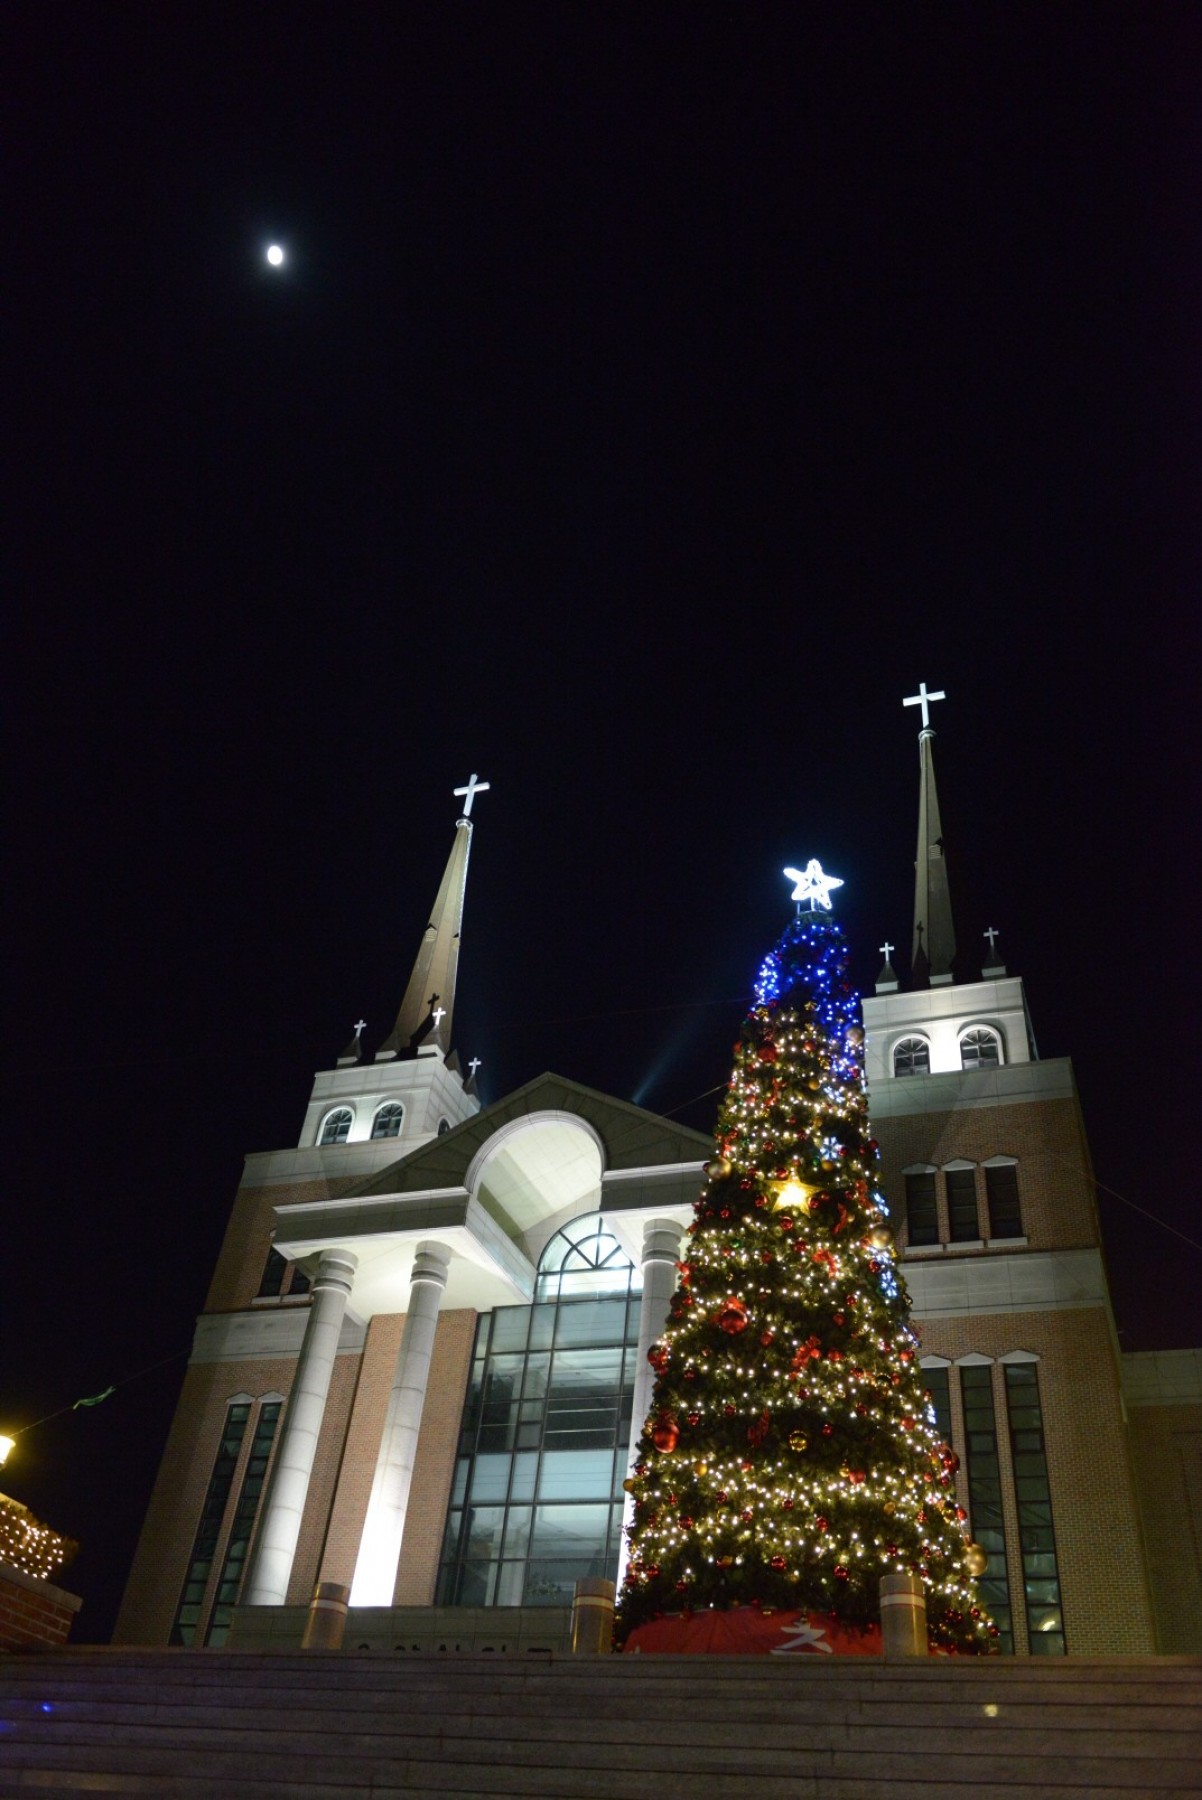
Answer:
[
  {"left": 651, "top": 1415, "right": 680, "bottom": 1453},
  {"left": 716, "top": 1297, "right": 749, "bottom": 1335},
  {"left": 769, "top": 1555, "right": 787, "bottom": 1571}
]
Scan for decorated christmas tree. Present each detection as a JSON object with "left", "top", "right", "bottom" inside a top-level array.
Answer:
[{"left": 616, "top": 862, "right": 994, "bottom": 1653}]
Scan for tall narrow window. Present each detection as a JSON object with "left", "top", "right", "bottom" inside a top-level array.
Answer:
[
  {"left": 985, "top": 1164, "right": 1023, "bottom": 1240},
  {"left": 893, "top": 1037, "right": 930, "bottom": 1077},
  {"left": 372, "top": 1102, "right": 404, "bottom": 1140},
  {"left": 959, "top": 1365, "right": 1014, "bottom": 1655},
  {"left": 960, "top": 1028, "right": 1001, "bottom": 1070},
  {"left": 923, "top": 1364, "right": 953, "bottom": 1444},
  {"left": 319, "top": 1108, "right": 353, "bottom": 1145},
  {"left": 945, "top": 1168, "right": 980, "bottom": 1243},
  {"left": 1004, "top": 1363, "right": 1065, "bottom": 1654},
  {"left": 169, "top": 1403, "right": 250, "bottom": 1646},
  {"left": 257, "top": 1246, "right": 310, "bottom": 1299},
  {"left": 257, "top": 1247, "right": 286, "bottom": 1298},
  {"left": 205, "top": 1402, "right": 281, "bottom": 1646},
  {"left": 903, "top": 1172, "right": 939, "bottom": 1247}
]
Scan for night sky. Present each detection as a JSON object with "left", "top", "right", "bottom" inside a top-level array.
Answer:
[{"left": 9, "top": 5, "right": 1201, "bottom": 1641}]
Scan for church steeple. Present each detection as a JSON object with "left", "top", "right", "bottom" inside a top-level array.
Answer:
[
  {"left": 375, "top": 773, "right": 489, "bottom": 1062},
  {"left": 903, "top": 683, "right": 955, "bottom": 986}
]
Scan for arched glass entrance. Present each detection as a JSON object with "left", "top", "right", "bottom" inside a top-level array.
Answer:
[{"left": 436, "top": 1215, "right": 642, "bottom": 1607}]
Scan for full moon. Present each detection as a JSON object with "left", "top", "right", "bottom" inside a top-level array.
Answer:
[{"left": 266, "top": 244, "right": 285, "bottom": 267}]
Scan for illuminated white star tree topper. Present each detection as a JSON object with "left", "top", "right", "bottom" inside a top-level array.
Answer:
[{"left": 784, "top": 859, "right": 844, "bottom": 912}]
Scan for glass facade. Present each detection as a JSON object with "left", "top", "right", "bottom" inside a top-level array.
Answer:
[
  {"left": 1004, "top": 1363, "right": 1065, "bottom": 1654},
  {"left": 960, "top": 1364, "right": 1014, "bottom": 1654},
  {"left": 436, "top": 1215, "right": 642, "bottom": 1608}
]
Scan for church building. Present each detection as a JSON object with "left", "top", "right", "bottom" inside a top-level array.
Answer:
[{"left": 116, "top": 716, "right": 1200, "bottom": 1657}]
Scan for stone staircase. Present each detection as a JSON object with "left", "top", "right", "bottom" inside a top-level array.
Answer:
[{"left": 0, "top": 1648, "right": 1199, "bottom": 1798}]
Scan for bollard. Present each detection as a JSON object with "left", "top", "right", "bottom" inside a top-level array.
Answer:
[
  {"left": 570, "top": 1577, "right": 615, "bottom": 1654},
  {"left": 301, "top": 1580, "right": 350, "bottom": 1650},
  {"left": 879, "top": 1571, "right": 927, "bottom": 1659}
]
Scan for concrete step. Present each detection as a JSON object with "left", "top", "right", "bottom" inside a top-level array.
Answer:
[{"left": 0, "top": 1650, "right": 1197, "bottom": 1800}]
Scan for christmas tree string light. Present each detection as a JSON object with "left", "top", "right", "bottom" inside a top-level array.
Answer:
[{"left": 616, "top": 865, "right": 995, "bottom": 1652}]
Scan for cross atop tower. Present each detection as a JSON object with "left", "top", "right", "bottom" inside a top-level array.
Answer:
[
  {"left": 453, "top": 772, "right": 491, "bottom": 818},
  {"left": 903, "top": 682, "right": 946, "bottom": 732}
]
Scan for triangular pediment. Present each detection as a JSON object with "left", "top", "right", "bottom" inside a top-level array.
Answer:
[{"left": 339, "top": 1071, "right": 712, "bottom": 1201}]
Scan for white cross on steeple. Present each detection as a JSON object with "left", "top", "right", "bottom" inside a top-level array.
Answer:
[
  {"left": 903, "top": 681, "right": 946, "bottom": 731},
  {"left": 879, "top": 942, "right": 894, "bottom": 962},
  {"left": 468, "top": 1057, "right": 481, "bottom": 1077},
  {"left": 432, "top": 1004, "right": 446, "bottom": 1027},
  {"left": 984, "top": 927, "right": 1000, "bottom": 953},
  {"left": 453, "top": 772, "right": 491, "bottom": 818},
  {"left": 353, "top": 1019, "right": 366, "bottom": 1035}
]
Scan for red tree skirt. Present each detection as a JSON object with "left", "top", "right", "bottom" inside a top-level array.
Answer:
[{"left": 623, "top": 1607, "right": 883, "bottom": 1656}]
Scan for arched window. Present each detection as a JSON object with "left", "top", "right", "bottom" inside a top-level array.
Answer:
[
  {"left": 437, "top": 1117, "right": 451, "bottom": 1136},
  {"left": 535, "top": 1212, "right": 639, "bottom": 1302},
  {"left": 318, "top": 1107, "right": 353, "bottom": 1145},
  {"left": 960, "top": 1027, "right": 1002, "bottom": 1071},
  {"left": 371, "top": 1102, "right": 405, "bottom": 1140},
  {"left": 893, "top": 1036, "right": 931, "bottom": 1077}
]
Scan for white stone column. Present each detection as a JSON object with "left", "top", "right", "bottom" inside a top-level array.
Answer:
[
  {"left": 350, "top": 1243, "right": 450, "bottom": 1606},
  {"left": 244, "top": 1248, "right": 358, "bottom": 1607},
  {"left": 617, "top": 1220, "right": 683, "bottom": 1583}
]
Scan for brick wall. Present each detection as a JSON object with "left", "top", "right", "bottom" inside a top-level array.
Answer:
[
  {"left": 876, "top": 1095, "right": 1100, "bottom": 1251},
  {"left": 0, "top": 1563, "right": 82, "bottom": 1650},
  {"left": 917, "top": 1306, "right": 1155, "bottom": 1654},
  {"left": 394, "top": 1309, "right": 476, "bottom": 1605},
  {"left": 114, "top": 1347, "right": 361, "bottom": 1643},
  {"left": 1125, "top": 1399, "right": 1202, "bottom": 1653},
  {"left": 317, "top": 1312, "right": 407, "bottom": 1589},
  {"left": 205, "top": 1177, "right": 336, "bottom": 1313}
]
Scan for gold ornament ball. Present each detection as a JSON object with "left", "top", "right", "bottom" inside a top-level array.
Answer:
[
  {"left": 708, "top": 1156, "right": 732, "bottom": 1179},
  {"left": 622, "top": 1477, "right": 638, "bottom": 1494},
  {"left": 788, "top": 1431, "right": 809, "bottom": 1453},
  {"left": 846, "top": 1025, "right": 865, "bottom": 1045},
  {"left": 964, "top": 1542, "right": 989, "bottom": 1577},
  {"left": 868, "top": 1225, "right": 892, "bottom": 1249},
  {"left": 693, "top": 1461, "right": 708, "bottom": 1478}
]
